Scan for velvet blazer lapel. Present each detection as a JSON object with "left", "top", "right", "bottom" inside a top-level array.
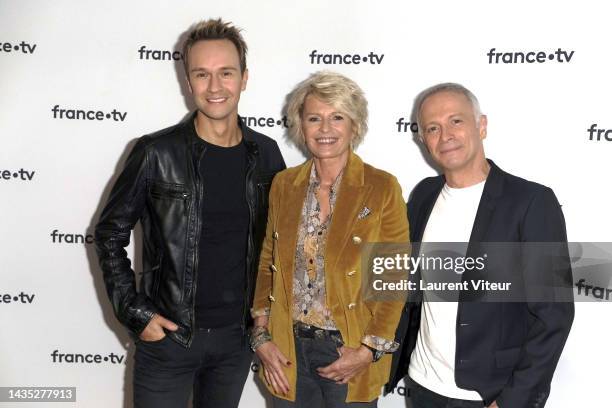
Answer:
[
  {"left": 325, "top": 152, "right": 372, "bottom": 279},
  {"left": 274, "top": 152, "right": 373, "bottom": 305},
  {"left": 275, "top": 160, "right": 311, "bottom": 304}
]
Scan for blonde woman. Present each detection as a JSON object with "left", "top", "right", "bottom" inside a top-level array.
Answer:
[{"left": 250, "top": 71, "right": 409, "bottom": 407}]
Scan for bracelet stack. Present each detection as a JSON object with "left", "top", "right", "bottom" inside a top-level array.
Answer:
[{"left": 250, "top": 326, "right": 272, "bottom": 351}]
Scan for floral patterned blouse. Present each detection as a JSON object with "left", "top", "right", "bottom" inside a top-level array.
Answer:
[{"left": 292, "top": 165, "right": 343, "bottom": 330}]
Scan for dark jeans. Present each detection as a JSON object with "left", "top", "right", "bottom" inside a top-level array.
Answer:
[
  {"left": 408, "top": 377, "right": 485, "bottom": 408},
  {"left": 134, "top": 324, "right": 252, "bottom": 408},
  {"left": 273, "top": 334, "right": 377, "bottom": 408}
]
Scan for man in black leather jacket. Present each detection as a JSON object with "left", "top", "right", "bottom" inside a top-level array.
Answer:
[{"left": 95, "top": 19, "right": 285, "bottom": 408}]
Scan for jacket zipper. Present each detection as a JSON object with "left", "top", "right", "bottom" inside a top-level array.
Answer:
[
  {"left": 243, "top": 143, "right": 258, "bottom": 334},
  {"left": 188, "top": 144, "right": 207, "bottom": 347},
  {"left": 182, "top": 192, "right": 190, "bottom": 216}
]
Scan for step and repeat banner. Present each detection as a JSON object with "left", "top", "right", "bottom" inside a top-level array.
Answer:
[{"left": 1, "top": 0, "right": 610, "bottom": 407}]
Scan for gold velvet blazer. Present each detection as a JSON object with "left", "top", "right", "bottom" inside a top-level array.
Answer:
[{"left": 252, "top": 152, "right": 410, "bottom": 402}]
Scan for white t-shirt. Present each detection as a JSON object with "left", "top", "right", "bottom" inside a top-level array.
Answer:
[{"left": 408, "top": 180, "right": 485, "bottom": 400}]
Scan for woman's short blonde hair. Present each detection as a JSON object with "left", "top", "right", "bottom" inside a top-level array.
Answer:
[{"left": 285, "top": 71, "right": 368, "bottom": 148}]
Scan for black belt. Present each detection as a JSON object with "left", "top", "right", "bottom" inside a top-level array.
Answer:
[{"left": 293, "top": 321, "right": 344, "bottom": 347}]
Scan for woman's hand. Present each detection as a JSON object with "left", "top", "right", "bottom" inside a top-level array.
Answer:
[
  {"left": 255, "top": 340, "right": 292, "bottom": 396},
  {"left": 317, "top": 345, "right": 372, "bottom": 384}
]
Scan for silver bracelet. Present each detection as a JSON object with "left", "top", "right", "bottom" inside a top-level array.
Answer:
[{"left": 250, "top": 326, "right": 272, "bottom": 351}]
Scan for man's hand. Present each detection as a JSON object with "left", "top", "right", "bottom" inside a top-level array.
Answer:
[
  {"left": 488, "top": 401, "right": 499, "bottom": 408},
  {"left": 255, "top": 340, "right": 291, "bottom": 396},
  {"left": 317, "top": 345, "right": 372, "bottom": 384},
  {"left": 139, "top": 313, "right": 178, "bottom": 342}
]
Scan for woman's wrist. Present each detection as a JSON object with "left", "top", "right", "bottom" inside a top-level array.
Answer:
[
  {"left": 253, "top": 315, "right": 269, "bottom": 328},
  {"left": 250, "top": 325, "right": 272, "bottom": 351}
]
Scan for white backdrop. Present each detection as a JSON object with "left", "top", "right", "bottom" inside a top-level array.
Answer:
[{"left": 1, "top": 0, "right": 611, "bottom": 407}]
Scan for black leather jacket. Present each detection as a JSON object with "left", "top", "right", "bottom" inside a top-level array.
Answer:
[{"left": 95, "top": 113, "right": 286, "bottom": 347}]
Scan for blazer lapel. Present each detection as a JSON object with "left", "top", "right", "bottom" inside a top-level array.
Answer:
[
  {"left": 467, "top": 159, "right": 505, "bottom": 246},
  {"left": 277, "top": 160, "right": 311, "bottom": 305},
  {"left": 413, "top": 181, "right": 444, "bottom": 243},
  {"left": 463, "top": 160, "right": 505, "bottom": 292},
  {"left": 325, "top": 153, "right": 372, "bottom": 278},
  {"left": 409, "top": 178, "right": 444, "bottom": 301}
]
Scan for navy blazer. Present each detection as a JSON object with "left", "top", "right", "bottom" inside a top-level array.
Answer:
[{"left": 386, "top": 160, "right": 574, "bottom": 408}]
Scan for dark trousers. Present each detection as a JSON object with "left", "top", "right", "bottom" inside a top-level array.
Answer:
[
  {"left": 408, "top": 377, "right": 485, "bottom": 408},
  {"left": 273, "top": 334, "right": 377, "bottom": 408},
  {"left": 133, "top": 324, "right": 252, "bottom": 408}
]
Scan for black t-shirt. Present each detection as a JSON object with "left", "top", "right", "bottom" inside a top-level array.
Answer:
[{"left": 194, "top": 138, "right": 249, "bottom": 329}]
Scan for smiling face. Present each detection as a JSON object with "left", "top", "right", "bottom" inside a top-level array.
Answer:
[
  {"left": 301, "top": 95, "right": 354, "bottom": 163},
  {"left": 419, "top": 90, "right": 488, "bottom": 175},
  {"left": 186, "top": 39, "right": 248, "bottom": 122}
]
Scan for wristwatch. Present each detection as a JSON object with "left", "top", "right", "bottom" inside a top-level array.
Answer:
[{"left": 363, "top": 344, "right": 384, "bottom": 362}]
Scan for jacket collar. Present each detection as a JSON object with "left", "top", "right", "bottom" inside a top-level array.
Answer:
[
  {"left": 414, "top": 158, "right": 505, "bottom": 243},
  {"left": 292, "top": 151, "right": 365, "bottom": 187},
  {"left": 480, "top": 159, "right": 505, "bottom": 198},
  {"left": 440, "top": 158, "right": 505, "bottom": 197},
  {"left": 467, "top": 159, "right": 505, "bottom": 243},
  {"left": 184, "top": 111, "right": 258, "bottom": 154}
]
